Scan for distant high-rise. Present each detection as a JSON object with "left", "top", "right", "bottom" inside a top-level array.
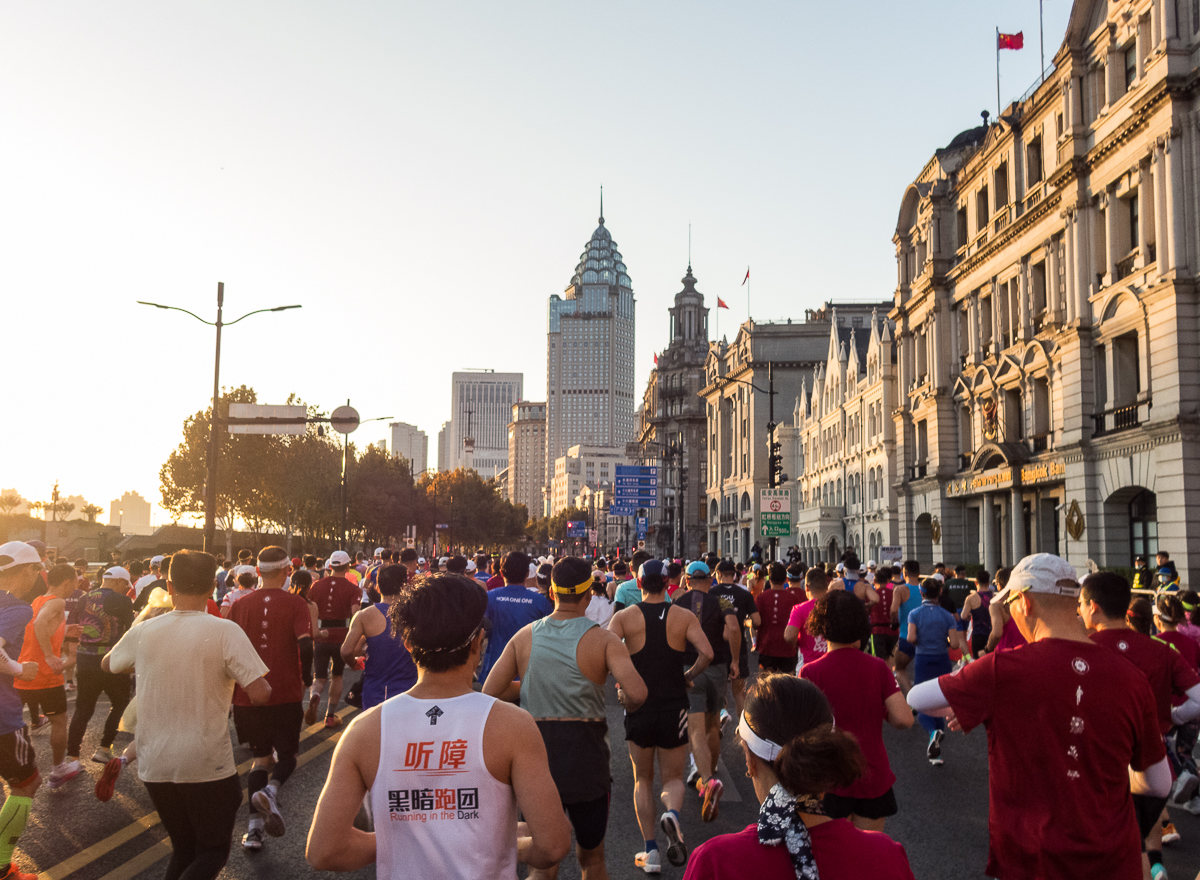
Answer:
[
  {"left": 109, "top": 491, "right": 153, "bottom": 536},
  {"left": 389, "top": 422, "right": 428, "bottom": 476},
  {"left": 437, "top": 422, "right": 450, "bottom": 472},
  {"left": 545, "top": 199, "right": 636, "bottom": 503},
  {"left": 448, "top": 372, "right": 523, "bottom": 478},
  {"left": 508, "top": 401, "right": 546, "bottom": 518}
]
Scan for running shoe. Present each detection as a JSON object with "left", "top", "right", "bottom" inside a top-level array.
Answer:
[
  {"left": 47, "top": 760, "right": 82, "bottom": 791},
  {"left": 29, "top": 715, "right": 47, "bottom": 731},
  {"left": 1185, "top": 795, "right": 1200, "bottom": 816},
  {"left": 91, "top": 746, "right": 114, "bottom": 764},
  {"left": 634, "top": 850, "right": 662, "bottom": 874},
  {"left": 94, "top": 758, "right": 123, "bottom": 802},
  {"left": 1162, "top": 821, "right": 1181, "bottom": 844},
  {"left": 324, "top": 714, "right": 343, "bottom": 729},
  {"left": 1151, "top": 863, "right": 1169, "bottom": 880},
  {"left": 718, "top": 709, "right": 731, "bottom": 737},
  {"left": 685, "top": 757, "right": 700, "bottom": 789},
  {"left": 304, "top": 693, "right": 320, "bottom": 727},
  {"left": 926, "top": 730, "right": 944, "bottom": 764},
  {"left": 0, "top": 863, "right": 38, "bottom": 880},
  {"left": 659, "top": 812, "right": 687, "bottom": 866},
  {"left": 1173, "top": 771, "right": 1200, "bottom": 806},
  {"left": 251, "top": 787, "right": 286, "bottom": 838},
  {"left": 700, "top": 778, "right": 723, "bottom": 822},
  {"left": 241, "top": 828, "right": 264, "bottom": 852}
]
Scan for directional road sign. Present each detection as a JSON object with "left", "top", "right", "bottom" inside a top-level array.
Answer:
[
  {"left": 226, "top": 404, "right": 308, "bottom": 435},
  {"left": 759, "top": 487, "right": 793, "bottom": 538},
  {"left": 609, "top": 504, "right": 637, "bottom": 517}
]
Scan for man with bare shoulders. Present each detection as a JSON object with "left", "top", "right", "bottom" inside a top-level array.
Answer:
[
  {"left": 483, "top": 557, "right": 648, "bottom": 880},
  {"left": 608, "top": 559, "right": 713, "bottom": 873},
  {"left": 307, "top": 572, "right": 570, "bottom": 879}
]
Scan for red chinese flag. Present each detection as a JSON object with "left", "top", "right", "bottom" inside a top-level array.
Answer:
[
  {"left": 741, "top": 268, "right": 750, "bottom": 285},
  {"left": 998, "top": 31, "right": 1023, "bottom": 50},
  {"left": 717, "top": 297, "right": 730, "bottom": 310},
  {"left": 653, "top": 353, "right": 658, "bottom": 366}
]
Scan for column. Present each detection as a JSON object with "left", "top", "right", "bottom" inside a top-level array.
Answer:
[
  {"left": 1167, "top": 132, "right": 1188, "bottom": 272},
  {"left": 1137, "top": 161, "right": 1151, "bottom": 264},
  {"left": 1154, "top": 144, "right": 1170, "bottom": 270},
  {"left": 1017, "top": 262, "right": 1029, "bottom": 342},
  {"left": 1065, "top": 210, "right": 1078, "bottom": 324},
  {"left": 982, "top": 494, "right": 997, "bottom": 572},
  {"left": 1011, "top": 486, "right": 1027, "bottom": 561},
  {"left": 1103, "top": 190, "right": 1118, "bottom": 283}
]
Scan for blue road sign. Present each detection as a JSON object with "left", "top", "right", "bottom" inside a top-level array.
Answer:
[
  {"left": 566, "top": 520, "right": 587, "bottom": 537},
  {"left": 614, "top": 476, "right": 658, "bottom": 487},
  {"left": 609, "top": 504, "right": 637, "bottom": 517},
  {"left": 616, "top": 465, "right": 659, "bottom": 477}
]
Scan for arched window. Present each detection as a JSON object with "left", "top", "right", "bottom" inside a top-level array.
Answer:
[
  {"left": 836, "top": 479, "right": 843, "bottom": 507},
  {"left": 741, "top": 492, "right": 752, "bottom": 514}
]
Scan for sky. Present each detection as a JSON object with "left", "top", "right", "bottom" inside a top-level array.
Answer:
[{"left": 1, "top": 1, "right": 1072, "bottom": 527}]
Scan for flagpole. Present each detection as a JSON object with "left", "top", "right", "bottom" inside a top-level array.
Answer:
[
  {"left": 996, "top": 27, "right": 1001, "bottom": 118},
  {"left": 1040, "top": 0, "right": 1045, "bottom": 78}
]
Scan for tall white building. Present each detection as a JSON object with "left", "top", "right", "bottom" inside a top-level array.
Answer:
[
  {"left": 549, "top": 444, "right": 628, "bottom": 517},
  {"left": 447, "top": 372, "right": 523, "bottom": 478},
  {"left": 437, "top": 422, "right": 450, "bottom": 472},
  {"left": 389, "top": 422, "right": 429, "bottom": 475},
  {"left": 508, "top": 401, "right": 546, "bottom": 518},
  {"left": 109, "top": 491, "right": 153, "bottom": 536},
  {"left": 545, "top": 202, "right": 636, "bottom": 508}
]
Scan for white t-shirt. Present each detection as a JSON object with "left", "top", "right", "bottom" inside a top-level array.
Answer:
[
  {"left": 133, "top": 574, "right": 158, "bottom": 598},
  {"left": 221, "top": 587, "right": 254, "bottom": 611},
  {"left": 107, "top": 610, "right": 268, "bottom": 783},
  {"left": 584, "top": 596, "right": 615, "bottom": 628}
]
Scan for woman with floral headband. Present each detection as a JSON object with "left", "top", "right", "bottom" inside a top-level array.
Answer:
[{"left": 683, "top": 675, "right": 914, "bottom": 880}]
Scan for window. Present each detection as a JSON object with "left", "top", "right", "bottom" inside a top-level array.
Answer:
[
  {"left": 957, "top": 207, "right": 969, "bottom": 247},
  {"left": 1031, "top": 261, "right": 1047, "bottom": 319},
  {"left": 1124, "top": 45, "right": 1137, "bottom": 91},
  {"left": 1027, "top": 138, "right": 1043, "bottom": 185},
  {"left": 1128, "top": 194, "right": 1139, "bottom": 252},
  {"left": 1130, "top": 490, "right": 1158, "bottom": 561},
  {"left": 1056, "top": 112, "right": 1064, "bottom": 139},
  {"left": 994, "top": 163, "right": 1009, "bottom": 208},
  {"left": 977, "top": 185, "right": 990, "bottom": 229}
]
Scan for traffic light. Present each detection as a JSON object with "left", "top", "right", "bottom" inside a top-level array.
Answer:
[
  {"left": 769, "top": 440, "right": 783, "bottom": 487},
  {"left": 680, "top": 468, "right": 688, "bottom": 492}
]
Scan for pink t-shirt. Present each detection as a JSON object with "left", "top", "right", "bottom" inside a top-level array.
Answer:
[
  {"left": 682, "top": 819, "right": 914, "bottom": 880},
  {"left": 786, "top": 598, "right": 826, "bottom": 666},
  {"left": 801, "top": 648, "right": 900, "bottom": 799}
]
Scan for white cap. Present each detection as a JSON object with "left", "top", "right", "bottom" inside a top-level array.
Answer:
[
  {"left": 994, "top": 553, "right": 1081, "bottom": 603},
  {"left": 233, "top": 564, "right": 257, "bottom": 578},
  {"left": 931, "top": 572, "right": 945, "bottom": 582},
  {"left": 329, "top": 550, "right": 351, "bottom": 567},
  {"left": 438, "top": 557, "right": 449, "bottom": 565},
  {"left": 0, "top": 542, "right": 40, "bottom": 572},
  {"left": 418, "top": 557, "right": 426, "bottom": 564},
  {"left": 465, "top": 559, "right": 477, "bottom": 573},
  {"left": 374, "top": 547, "right": 386, "bottom": 557},
  {"left": 103, "top": 566, "right": 131, "bottom": 582},
  {"left": 151, "top": 555, "right": 165, "bottom": 566},
  {"left": 529, "top": 562, "right": 540, "bottom": 578},
  {"left": 867, "top": 560, "right": 876, "bottom": 568},
  {"left": 835, "top": 562, "right": 845, "bottom": 572}
]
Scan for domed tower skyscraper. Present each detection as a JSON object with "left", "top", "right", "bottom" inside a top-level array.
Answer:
[{"left": 544, "top": 197, "right": 637, "bottom": 514}]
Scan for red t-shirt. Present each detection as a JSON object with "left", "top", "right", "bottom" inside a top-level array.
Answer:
[
  {"left": 206, "top": 598, "right": 221, "bottom": 618},
  {"left": 939, "top": 638, "right": 1164, "bottom": 880},
  {"left": 801, "top": 648, "right": 899, "bottom": 798},
  {"left": 486, "top": 574, "right": 504, "bottom": 591},
  {"left": 230, "top": 588, "right": 314, "bottom": 706},
  {"left": 310, "top": 576, "right": 361, "bottom": 644},
  {"left": 754, "top": 587, "right": 804, "bottom": 658},
  {"left": 786, "top": 599, "right": 826, "bottom": 666},
  {"left": 683, "top": 819, "right": 914, "bottom": 880},
  {"left": 1157, "top": 631, "right": 1200, "bottom": 706},
  {"left": 1090, "top": 628, "right": 1200, "bottom": 733}
]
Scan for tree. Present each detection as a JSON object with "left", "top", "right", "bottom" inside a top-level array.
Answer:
[
  {"left": 417, "top": 469, "right": 527, "bottom": 552},
  {"left": 0, "top": 494, "right": 22, "bottom": 517},
  {"left": 80, "top": 504, "right": 104, "bottom": 523}
]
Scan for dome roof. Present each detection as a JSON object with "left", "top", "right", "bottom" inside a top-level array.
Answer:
[{"left": 570, "top": 215, "right": 632, "bottom": 289}]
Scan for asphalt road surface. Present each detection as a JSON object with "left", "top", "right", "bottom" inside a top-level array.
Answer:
[{"left": 19, "top": 667, "right": 1200, "bottom": 880}]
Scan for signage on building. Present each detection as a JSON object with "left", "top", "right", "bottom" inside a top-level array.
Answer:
[
  {"left": 759, "top": 488, "right": 792, "bottom": 537},
  {"left": 879, "top": 545, "right": 903, "bottom": 564},
  {"left": 435, "top": 523, "right": 449, "bottom": 530},
  {"left": 945, "top": 461, "right": 1066, "bottom": 497},
  {"left": 566, "top": 520, "right": 587, "bottom": 538},
  {"left": 1020, "top": 461, "right": 1066, "bottom": 484},
  {"left": 587, "top": 529, "right": 597, "bottom": 544}
]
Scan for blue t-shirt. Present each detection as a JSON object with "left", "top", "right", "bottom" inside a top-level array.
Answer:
[
  {"left": 0, "top": 592, "right": 32, "bottom": 735},
  {"left": 613, "top": 578, "right": 672, "bottom": 609},
  {"left": 907, "top": 601, "right": 957, "bottom": 656},
  {"left": 480, "top": 586, "right": 553, "bottom": 681}
]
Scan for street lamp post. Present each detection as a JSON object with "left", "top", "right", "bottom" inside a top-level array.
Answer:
[{"left": 139, "top": 283, "right": 301, "bottom": 553}]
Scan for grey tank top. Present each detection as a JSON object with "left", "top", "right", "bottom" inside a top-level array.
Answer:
[{"left": 521, "top": 616, "right": 606, "bottom": 719}]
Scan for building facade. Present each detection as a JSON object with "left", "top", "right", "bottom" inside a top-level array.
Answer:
[
  {"left": 446, "top": 371, "right": 522, "bottom": 478},
  {"left": 508, "top": 401, "right": 547, "bottom": 518},
  {"left": 702, "top": 305, "right": 888, "bottom": 561},
  {"left": 631, "top": 265, "right": 711, "bottom": 558},
  {"left": 109, "top": 491, "right": 153, "bottom": 536},
  {"left": 436, "top": 421, "right": 450, "bottom": 472},
  {"left": 545, "top": 205, "right": 636, "bottom": 512},
  {"left": 388, "top": 421, "right": 429, "bottom": 476},
  {"left": 548, "top": 444, "right": 628, "bottom": 518},
  {"left": 892, "top": 0, "right": 1200, "bottom": 584},
  {"left": 784, "top": 311, "right": 899, "bottom": 566}
]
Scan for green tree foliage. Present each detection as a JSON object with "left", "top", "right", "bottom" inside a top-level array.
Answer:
[{"left": 416, "top": 469, "right": 528, "bottom": 552}]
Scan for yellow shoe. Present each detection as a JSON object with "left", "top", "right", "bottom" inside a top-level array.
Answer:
[{"left": 1162, "top": 821, "right": 1181, "bottom": 844}]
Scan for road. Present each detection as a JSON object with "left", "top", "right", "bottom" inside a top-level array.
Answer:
[{"left": 18, "top": 668, "right": 1200, "bottom": 880}]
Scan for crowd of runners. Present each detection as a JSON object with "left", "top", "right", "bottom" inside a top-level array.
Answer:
[{"left": 0, "top": 538, "right": 1197, "bottom": 878}]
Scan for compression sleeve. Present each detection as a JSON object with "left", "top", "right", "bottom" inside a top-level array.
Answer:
[
  {"left": 1131, "top": 756, "right": 1173, "bottom": 798},
  {"left": 907, "top": 679, "right": 952, "bottom": 713},
  {"left": 1171, "top": 683, "right": 1200, "bottom": 725}
]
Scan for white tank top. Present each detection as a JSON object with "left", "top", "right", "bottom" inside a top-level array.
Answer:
[{"left": 371, "top": 691, "right": 518, "bottom": 880}]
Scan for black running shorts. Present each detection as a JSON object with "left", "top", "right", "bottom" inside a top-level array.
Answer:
[
  {"left": 233, "top": 703, "right": 304, "bottom": 759},
  {"left": 624, "top": 707, "right": 688, "bottom": 750},
  {"left": 18, "top": 685, "right": 67, "bottom": 717},
  {"left": 757, "top": 654, "right": 797, "bottom": 674},
  {"left": 564, "top": 793, "right": 609, "bottom": 851},
  {"left": 313, "top": 642, "right": 345, "bottom": 679},
  {"left": 822, "top": 787, "right": 899, "bottom": 821},
  {"left": 0, "top": 726, "right": 38, "bottom": 788}
]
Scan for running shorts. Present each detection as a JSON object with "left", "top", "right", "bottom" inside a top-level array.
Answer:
[
  {"left": 18, "top": 685, "right": 68, "bottom": 717},
  {"left": 822, "top": 787, "right": 898, "bottom": 821},
  {"left": 233, "top": 702, "right": 304, "bottom": 758},
  {"left": 757, "top": 654, "right": 798, "bottom": 674},
  {"left": 0, "top": 727, "right": 38, "bottom": 788},
  {"left": 624, "top": 706, "right": 688, "bottom": 750},
  {"left": 313, "top": 642, "right": 346, "bottom": 679},
  {"left": 896, "top": 637, "right": 915, "bottom": 657},
  {"left": 1133, "top": 793, "right": 1169, "bottom": 843},
  {"left": 970, "top": 631, "right": 991, "bottom": 656},
  {"left": 537, "top": 719, "right": 610, "bottom": 805},
  {"left": 564, "top": 793, "right": 609, "bottom": 851},
  {"left": 867, "top": 634, "right": 898, "bottom": 660},
  {"left": 687, "top": 663, "right": 728, "bottom": 715}
]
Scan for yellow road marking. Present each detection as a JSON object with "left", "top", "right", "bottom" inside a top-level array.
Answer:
[{"left": 35, "top": 706, "right": 354, "bottom": 880}]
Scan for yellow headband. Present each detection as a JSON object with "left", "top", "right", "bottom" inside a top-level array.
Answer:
[{"left": 551, "top": 576, "right": 593, "bottom": 595}]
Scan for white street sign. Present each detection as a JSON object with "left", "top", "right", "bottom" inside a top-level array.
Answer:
[{"left": 227, "top": 404, "right": 307, "bottom": 435}]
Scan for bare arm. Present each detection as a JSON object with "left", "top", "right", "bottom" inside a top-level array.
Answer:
[
  {"left": 340, "top": 612, "right": 367, "bottom": 664},
  {"left": 724, "top": 613, "right": 741, "bottom": 678},
  {"left": 856, "top": 582, "right": 880, "bottom": 606},
  {"left": 307, "top": 713, "right": 378, "bottom": 871},
  {"left": 34, "top": 597, "right": 66, "bottom": 673},
  {"left": 482, "top": 637, "right": 523, "bottom": 704},
  {"left": 884, "top": 690, "right": 915, "bottom": 729},
  {"left": 906, "top": 621, "right": 917, "bottom": 645},
  {"left": 244, "top": 676, "right": 272, "bottom": 706},
  {"left": 606, "top": 633, "right": 648, "bottom": 712},
  {"left": 891, "top": 585, "right": 908, "bottom": 624},
  {"left": 960, "top": 593, "right": 977, "bottom": 623},
  {"left": 683, "top": 611, "right": 713, "bottom": 682},
  {"left": 783, "top": 624, "right": 801, "bottom": 646},
  {"left": 984, "top": 600, "right": 1006, "bottom": 653},
  {"left": 509, "top": 710, "right": 573, "bottom": 868}
]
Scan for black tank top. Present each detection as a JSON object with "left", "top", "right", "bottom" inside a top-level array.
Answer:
[
  {"left": 675, "top": 589, "right": 730, "bottom": 666},
  {"left": 629, "top": 602, "right": 688, "bottom": 714},
  {"left": 970, "top": 591, "right": 993, "bottom": 634}
]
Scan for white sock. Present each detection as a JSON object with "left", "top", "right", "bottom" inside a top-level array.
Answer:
[
  {"left": 264, "top": 783, "right": 278, "bottom": 798},
  {"left": 248, "top": 816, "right": 265, "bottom": 832}
]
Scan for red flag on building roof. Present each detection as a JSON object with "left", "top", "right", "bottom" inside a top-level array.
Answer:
[
  {"left": 741, "top": 268, "right": 750, "bottom": 285},
  {"left": 653, "top": 353, "right": 658, "bottom": 366},
  {"left": 717, "top": 297, "right": 730, "bottom": 310},
  {"left": 998, "top": 31, "right": 1023, "bottom": 50}
]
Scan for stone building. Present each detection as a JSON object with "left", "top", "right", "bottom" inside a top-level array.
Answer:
[
  {"left": 892, "top": 0, "right": 1200, "bottom": 582},
  {"left": 785, "top": 310, "right": 899, "bottom": 566},
  {"left": 507, "top": 401, "right": 546, "bottom": 518},
  {"left": 548, "top": 444, "right": 628, "bottom": 517},
  {"left": 631, "top": 264, "right": 711, "bottom": 558}
]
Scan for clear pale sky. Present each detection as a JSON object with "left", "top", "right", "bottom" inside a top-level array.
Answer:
[{"left": 1, "top": 1, "right": 1071, "bottom": 526}]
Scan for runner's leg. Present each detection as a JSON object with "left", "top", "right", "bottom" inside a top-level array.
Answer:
[
  {"left": 98, "top": 670, "right": 131, "bottom": 751},
  {"left": 326, "top": 674, "right": 343, "bottom": 719},
  {"left": 627, "top": 743, "right": 657, "bottom": 842},
  {"left": 658, "top": 743, "right": 687, "bottom": 815},
  {"left": 686, "top": 713, "right": 711, "bottom": 784},
  {"left": 66, "top": 655, "right": 103, "bottom": 760},
  {"left": 704, "top": 713, "right": 720, "bottom": 777}
]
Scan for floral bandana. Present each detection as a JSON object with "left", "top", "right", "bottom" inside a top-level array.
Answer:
[{"left": 757, "top": 783, "right": 825, "bottom": 880}]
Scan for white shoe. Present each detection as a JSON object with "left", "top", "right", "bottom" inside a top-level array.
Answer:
[
  {"left": 251, "top": 787, "right": 285, "bottom": 837},
  {"left": 635, "top": 849, "right": 662, "bottom": 874},
  {"left": 1173, "top": 771, "right": 1199, "bottom": 805}
]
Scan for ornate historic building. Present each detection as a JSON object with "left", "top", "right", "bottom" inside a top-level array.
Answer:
[
  {"left": 631, "top": 265, "right": 711, "bottom": 558},
  {"left": 893, "top": 0, "right": 1200, "bottom": 582},
  {"left": 785, "top": 310, "right": 899, "bottom": 566}
]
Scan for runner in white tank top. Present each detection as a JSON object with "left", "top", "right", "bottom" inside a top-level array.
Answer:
[{"left": 306, "top": 572, "right": 570, "bottom": 877}]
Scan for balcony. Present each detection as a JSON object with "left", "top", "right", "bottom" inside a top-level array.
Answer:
[
  {"left": 1093, "top": 400, "right": 1149, "bottom": 437},
  {"left": 993, "top": 206, "right": 1012, "bottom": 234},
  {"left": 1115, "top": 253, "right": 1137, "bottom": 281},
  {"left": 909, "top": 462, "right": 928, "bottom": 480},
  {"left": 1029, "top": 433, "right": 1049, "bottom": 453}
]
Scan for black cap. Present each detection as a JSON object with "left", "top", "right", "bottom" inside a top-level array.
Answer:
[
  {"left": 639, "top": 559, "right": 667, "bottom": 580},
  {"left": 715, "top": 559, "right": 737, "bottom": 574}
]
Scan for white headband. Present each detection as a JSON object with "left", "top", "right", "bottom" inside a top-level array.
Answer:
[
  {"left": 257, "top": 558, "right": 290, "bottom": 572},
  {"left": 737, "top": 712, "right": 782, "bottom": 762}
]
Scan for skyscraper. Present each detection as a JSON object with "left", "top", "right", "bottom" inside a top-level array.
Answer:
[
  {"left": 545, "top": 199, "right": 636, "bottom": 506},
  {"left": 389, "top": 422, "right": 429, "bottom": 476},
  {"left": 508, "top": 401, "right": 546, "bottom": 518},
  {"left": 447, "top": 371, "right": 523, "bottom": 478}
]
